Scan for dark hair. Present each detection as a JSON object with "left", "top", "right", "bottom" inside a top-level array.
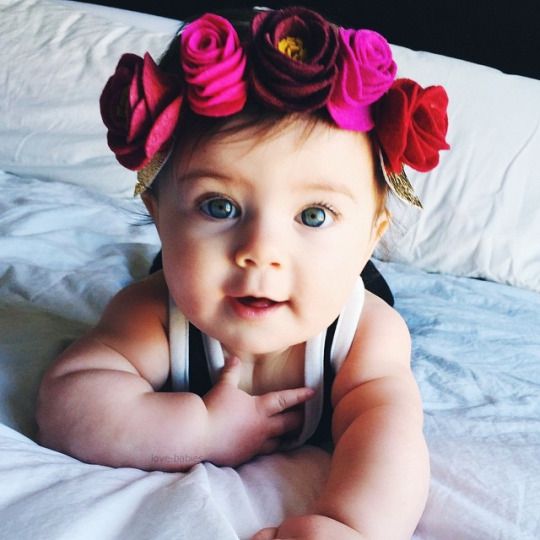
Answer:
[{"left": 148, "top": 6, "right": 389, "bottom": 220}]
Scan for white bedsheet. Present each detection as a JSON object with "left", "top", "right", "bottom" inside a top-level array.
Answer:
[{"left": 1, "top": 171, "right": 539, "bottom": 539}]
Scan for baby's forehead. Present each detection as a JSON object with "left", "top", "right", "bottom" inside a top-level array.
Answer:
[
  {"left": 163, "top": 119, "right": 377, "bottom": 207},
  {"left": 171, "top": 115, "right": 373, "bottom": 175}
]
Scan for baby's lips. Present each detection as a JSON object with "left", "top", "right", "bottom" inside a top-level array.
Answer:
[{"left": 238, "top": 296, "right": 278, "bottom": 308}]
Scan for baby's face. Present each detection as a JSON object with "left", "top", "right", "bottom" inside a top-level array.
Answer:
[{"left": 147, "top": 119, "right": 387, "bottom": 356}]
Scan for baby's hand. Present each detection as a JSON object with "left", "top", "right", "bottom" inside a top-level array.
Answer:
[
  {"left": 202, "top": 356, "right": 314, "bottom": 467},
  {"left": 252, "top": 514, "right": 363, "bottom": 540}
]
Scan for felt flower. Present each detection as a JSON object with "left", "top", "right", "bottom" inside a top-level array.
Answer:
[
  {"left": 99, "top": 52, "right": 183, "bottom": 170},
  {"left": 375, "top": 78, "right": 450, "bottom": 173},
  {"left": 181, "top": 13, "right": 247, "bottom": 116},
  {"left": 327, "top": 28, "right": 397, "bottom": 131},
  {"left": 250, "top": 7, "right": 338, "bottom": 112}
]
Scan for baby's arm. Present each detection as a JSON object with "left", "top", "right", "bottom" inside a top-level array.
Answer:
[
  {"left": 255, "top": 292, "right": 428, "bottom": 540},
  {"left": 313, "top": 296, "right": 428, "bottom": 539},
  {"left": 36, "top": 274, "right": 312, "bottom": 471}
]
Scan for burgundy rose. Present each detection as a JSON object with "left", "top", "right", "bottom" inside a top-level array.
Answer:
[
  {"left": 375, "top": 78, "right": 450, "bottom": 173},
  {"left": 250, "top": 7, "right": 338, "bottom": 112},
  {"left": 181, "top": 13, "right": 247, "bottom": 116},
  {"left": 99, "top": 52, "right": 183, "bottom": 170},
  {"left": 327, "top": 28, "right": 397, "bottom": 131}
]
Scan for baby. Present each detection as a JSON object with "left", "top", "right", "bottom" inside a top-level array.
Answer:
[{"left": 37, "top": 7, "right": 449, "bottom": 539}]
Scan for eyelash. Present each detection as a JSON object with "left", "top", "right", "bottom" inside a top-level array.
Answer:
[
  {"left": 304, "top": 201, "right": 340, "bottom": 219},
  {"left": 195, "top": 194, "right": 341, "bottom": 222},
  {"left": 196, "top": 192, "right": 238, "bottom": 212}
]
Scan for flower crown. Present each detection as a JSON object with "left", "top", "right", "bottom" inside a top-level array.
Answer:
[{"left": 100, "top": 7, "right": 450, "bottom": 207}]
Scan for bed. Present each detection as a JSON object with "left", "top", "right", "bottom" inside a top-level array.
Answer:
[{"left": 1, "top": 1, "right": 539, "bottom": 539}]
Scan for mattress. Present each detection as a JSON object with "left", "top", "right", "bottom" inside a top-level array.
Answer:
[
  {"left": 0, "top": 171, "right": 539, "bottom": 539},
  {"left": 1, "top": 1, "right": 539, "bottom": 539}
]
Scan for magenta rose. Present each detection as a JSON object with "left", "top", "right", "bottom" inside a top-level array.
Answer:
[
  {"left": 375, "top": 78, "right": 450, "bottom": 173},
  {"left": 250, "top": 7, "right": 338, "bottom": 112},
  {"left": 327, "top": 28, "right": 397, "bottom": 131},
  {"left": 99, "top": 52, "right": 183, "bottom": 170},
  {"left": 181, "top": 13, "right": 247, "bottom": 117}
]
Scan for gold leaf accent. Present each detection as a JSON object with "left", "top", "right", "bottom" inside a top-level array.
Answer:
[
  {"left": 134, "top": 151, "right": 168, "bottom": 196},
  {"left": 378, "top": 150, "right": 423, "bottom": 209}
]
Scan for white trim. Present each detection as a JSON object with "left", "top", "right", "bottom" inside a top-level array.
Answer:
[
  {"left": 168, "top": 297, "right": 189, "bottom": 391},
  {"left": 330, "top": 276, "right": 365, "bottom": 372}
]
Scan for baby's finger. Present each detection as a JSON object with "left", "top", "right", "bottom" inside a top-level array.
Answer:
[
  {"left": 267, "top": 410, "right": 304, "bottom": 438},
  {"left": 259, "top": 387, "right": 314, "bottom": 416},
  {"left": 218, "top": 356, "right": 241, "bottom": 387},
  {"left": 251, "top": 527, "right": 278, "bottom": 540},
  {"left": 259, "top": 437, "right": 281, "bottom": 455}
]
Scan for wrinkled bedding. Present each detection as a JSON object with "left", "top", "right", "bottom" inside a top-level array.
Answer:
[{"left": 1, "top": 171, "right": 539, "bottom": 539}]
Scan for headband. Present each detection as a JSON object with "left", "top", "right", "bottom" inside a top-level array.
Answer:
[{"left": 99, "top": 7, "right": 450, "bottom": 207}]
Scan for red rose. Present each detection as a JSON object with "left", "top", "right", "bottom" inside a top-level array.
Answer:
[
  {"left": 375, "top": 78, "right": 450, "bottom": 173},
  {"left": 99, "top": 53, "right": 183, "bottom": 170},
  {"left": 250, "top": 7, "right": 338, "bottom": 112},
  {"left": 181, "top": 13, "right": 247, "bottom": 116}
]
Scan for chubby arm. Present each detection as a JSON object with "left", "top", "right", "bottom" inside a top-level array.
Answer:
[
  {"left": 36, "top": 274, "right": 207, "bottom": 470},
  {"left": 314, "top": 292, "right": 429, "bottom": 539},
  {"left": 37, "top": 274, "right": 312, "bottom": 471},
  {"left": 255, "top": 292, "right": 428, "bottom": 539}
]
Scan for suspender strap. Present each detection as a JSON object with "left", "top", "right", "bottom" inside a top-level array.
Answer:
[
  {"left": 168, "top": 296, "right": 189, "bottom": 392},
  {"left": 168, "top": 276, "right": 365, "bottom": 448}
]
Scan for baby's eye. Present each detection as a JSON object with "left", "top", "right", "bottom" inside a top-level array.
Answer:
[
  {"left": 199, "top": 197, "right": 240, "bottom": 220},
  {"left": 298, "top": 206, "right": 335, "bottom": 228}
]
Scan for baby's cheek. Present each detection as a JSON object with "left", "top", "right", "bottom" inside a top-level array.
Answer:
[{"left": 164, "top": 250, "right": 221, "bottom": 315}]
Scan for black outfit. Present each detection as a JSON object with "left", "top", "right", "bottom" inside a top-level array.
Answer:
[{"left": 151, "top": 251, "right": 394, "bottom": 446}]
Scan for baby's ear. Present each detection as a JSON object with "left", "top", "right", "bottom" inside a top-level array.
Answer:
[
  {"left": 141, "top": 191, "right": 159, "bottom": 225},
  {"left": 372, "top": 209, "right": 390, "bottom": 243}
]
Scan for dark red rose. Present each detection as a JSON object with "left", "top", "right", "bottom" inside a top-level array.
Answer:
[
  {"left": 375, "top": 78, "right": 450, "bottom": 173},
  {"left": 249, "top": 7, "right": 338, "bottom": 112},
  {"left": 99, "top": 53, "right": 183, "bottom": 170}
]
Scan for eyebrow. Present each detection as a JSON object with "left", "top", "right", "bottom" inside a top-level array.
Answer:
[
  {"left": 301, "top": 180, "right": 357, "bottom": 201},
  {"left": 178, "top": 168, "right": 241, "bottom": 186},
  {"left": 179, "top": 168, "right": 356, "bottom": 200}
]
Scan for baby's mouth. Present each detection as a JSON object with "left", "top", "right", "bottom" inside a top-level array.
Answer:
[
  {"left": 229, "top": 295, "right": 288, "bottom": 319},
  {"left": 237, "top": 296, "right": 278, "bottom": 308}
]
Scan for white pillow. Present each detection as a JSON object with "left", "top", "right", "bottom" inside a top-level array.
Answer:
[
  {"left": 376, "top": 46, "right": 540, "bottom": 292},
  {"left": 2, "top": 1, "right": 538, "bottom": 291},
  {"left": 0, "top": 0, "right": 178, "bottom": 197}
]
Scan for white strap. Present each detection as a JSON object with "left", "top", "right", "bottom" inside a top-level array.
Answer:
[
  {"left": 330, "top": 276, "right": 365, "bottom": 372},
  {"left": 283, "top": 276, "right": 365, "bottom": 448},
  {"left": 202, "top": 334, "right": 225, "bottom": 385},
  {"left": 168, "top": 297, "right": 189, "bottom": 392},
  {"left": 280, "top": 328, "right": 326, "bottom": 449},
  {"left": 168, "top": 274, "right": 365, "bottom": 447}
]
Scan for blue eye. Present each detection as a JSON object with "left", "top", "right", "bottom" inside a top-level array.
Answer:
[
  {"left": 300, "top": 207, "right": 328, "bottom": 228},
  {"left": 200, "top": 198, "right": 240, "bottom": 220}
]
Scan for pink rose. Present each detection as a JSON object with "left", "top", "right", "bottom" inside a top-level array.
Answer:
[
  {"left": 100, "top": 52, "right": 183, "bottom": 170},
  {"left": 327, "top": 28, "right": 397, "bottom": 131},
  {"left": 375, "top": 78, "right": 450, "bottom": 173},
  {"left": 180, "top": 13, "right": 247, "bottom": 116}
]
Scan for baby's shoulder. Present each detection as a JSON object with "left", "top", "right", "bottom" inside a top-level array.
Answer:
[
  {"left": 332, "top": 291, "right": 412, "bottom": 403},
  {"left": 355, "top": 290, "right": 411, "bottom": 365},
  {"left": 360, "top": 290, "right": 409, "bottom": 334},
  {"left": 96, "top": 270, "right": 169, "bottom": 351},
  {"left": 102, "top": 271, "right": 168, "bottom": 324},
  {"left": 91, "top": 271, "right": 171, "bottom": 388}
]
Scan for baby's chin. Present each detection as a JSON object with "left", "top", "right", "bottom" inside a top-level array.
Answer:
[
  {"left": 219, "top": 335, "right": 299, "bottom": 360},
  {"left": 205, "top": 316, "right": 342, "bottom": 361}
]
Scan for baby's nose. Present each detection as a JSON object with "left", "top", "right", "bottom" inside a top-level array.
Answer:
[{"left": 233, "top": 219, "right": 284, "bottom": 269}]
